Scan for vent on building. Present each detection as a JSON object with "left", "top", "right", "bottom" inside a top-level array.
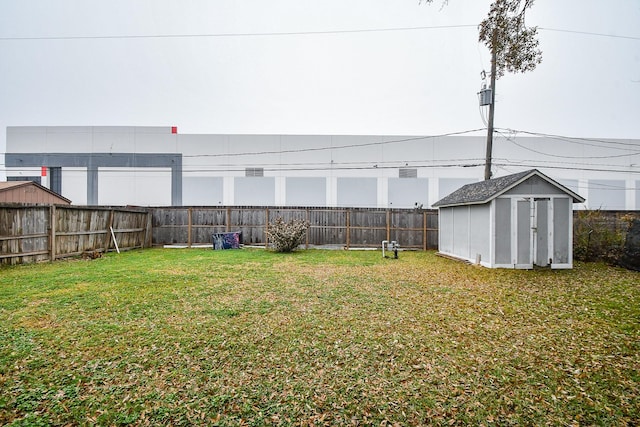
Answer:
[
  {"left": 245, "top": 168, "right": 264, "bottom": 177},
  {"left": 7, "top": 176, "right": 42, "bottom": 185},
  {"left": 399, "top": 168, "right": 417, "bottom": 178}
]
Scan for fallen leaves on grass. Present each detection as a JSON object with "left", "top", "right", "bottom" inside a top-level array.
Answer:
[{"left": 0, "top": 249, "right": 638, "bottom": 425}]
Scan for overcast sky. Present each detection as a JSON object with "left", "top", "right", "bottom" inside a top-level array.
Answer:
[{"left": 1, "top": 0, "right": 639, "bottom": 179}]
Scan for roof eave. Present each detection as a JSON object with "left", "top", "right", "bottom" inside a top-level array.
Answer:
[{"left": 432, "top": 199, "right": 491, "bottom": 209}]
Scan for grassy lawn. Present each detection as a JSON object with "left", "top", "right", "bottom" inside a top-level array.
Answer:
[{"left": 0, "top": 248, "right": 638, "bottom": 426}]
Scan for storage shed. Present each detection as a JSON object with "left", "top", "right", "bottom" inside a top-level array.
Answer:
[
  {"left": 0, "top": 181, "right": 71, "bottom": 205},
  {"left": 432, "top": 169, "right": 585, "bottom": 269}
]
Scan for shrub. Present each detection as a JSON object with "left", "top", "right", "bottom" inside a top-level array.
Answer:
[
  {"left": 574, "top": 210, "right": 631, "bottom": 264},
  {"left": 266, "top": 217, "right": 310, "bottom": 253}
]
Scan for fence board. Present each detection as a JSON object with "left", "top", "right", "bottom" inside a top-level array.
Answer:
[{"left": 1, "top": 205, "right": 152, "bottom": 265}]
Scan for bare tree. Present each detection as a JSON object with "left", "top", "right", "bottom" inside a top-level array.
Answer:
[
  {"left": 478, "top": 0, "right": 542, "bottom": 78},
  {"left": 420, "top": 0, "right": 542, "bottom": 75}
]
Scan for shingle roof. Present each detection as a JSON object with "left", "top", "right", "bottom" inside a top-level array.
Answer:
[{"left": 432, "top": 169, "right": 584, "bottom": 208}]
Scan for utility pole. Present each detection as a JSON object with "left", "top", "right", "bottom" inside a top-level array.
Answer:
[{"left": 484, "top": 35, "right": 497, "bottom": 181}]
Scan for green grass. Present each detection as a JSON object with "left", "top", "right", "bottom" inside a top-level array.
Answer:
[{"left": 1, "top": 248, "right": 638, "bottom": 426}]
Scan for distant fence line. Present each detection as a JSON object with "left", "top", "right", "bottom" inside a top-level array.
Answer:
[
  {"left": 151, "top": 207, "right": 439, "bottom": 250},
  {"left": 0, "top": 205, "right": 152, "bottom": 265},
  {"left": 2, "top": 204, "right": 638, "bottom": 266}
]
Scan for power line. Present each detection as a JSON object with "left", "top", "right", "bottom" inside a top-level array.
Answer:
[
  {"left": 182, "top": 129, "right": 486, "bottom": 159},
  {"left": 0, "top": 24, "right": 477, "bottom": 42},
  {"left": 538, "top": 27, "right": 640, "bottom": 41},
  {"left": 496, "top": 130, "right": 640, "bottom": 159},
  {"left": 1, "top": 24, "right": 637, "bottom": 43},
  {"left": 3, "top": 128, "right": 639, "bottom": 175},
  {"left": 493, "top": 162, "right": 640, "bottom": 175},
  {"left": 497, "top": 128, "right": 640, "bottom": 150},
  {"left": 5, "top": 157, "right": 638, "bottom": 175}
]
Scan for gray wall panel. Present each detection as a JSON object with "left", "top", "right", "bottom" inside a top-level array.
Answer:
[
  {"left": 588, "top": 180, "right": 626, "bottom": 210},
  {"left": 553, "top": 198, "right": 570, "bottom": 264},
  {"left": 505, "top": 176, "right": 567, "bottom": 196},
  {"left": 495, "top": 198, "right": 511, "bottom": 264},
  {"left": 235, "top": 177, "right": 275, "bottom": 206},
  {"left": 183, "top": 177, "right": 224, "bottom": 205},
  {"left": 286, "top": 177, "right": 326, "bottom": 206},
  {"left": 558, "top": 179, "right": 579, "bottom": 194},
  {"left": 517, "top": 200, "right": 531, "bottom": 265},
  {"left": 337, "top": 178, "right": 377, "bottom": 207},
  {"left": 535, "top": 199, "right": 549, "bottom": 266},
  {"left": 388, "top": 178, "right": 428, "bottom": 209}
]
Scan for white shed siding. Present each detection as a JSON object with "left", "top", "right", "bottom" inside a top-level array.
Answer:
[
  {"left": 438, "top": 207, "right": 454, "bottom": 255},
  {"left": 468, "top": 204, "right": 491, "bottom": 265},
  {"left": 452, "top": 207, "right": 470, "bottom": 259}
]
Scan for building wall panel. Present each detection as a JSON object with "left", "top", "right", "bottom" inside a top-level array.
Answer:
[
  {"left": 388, "top": 178, "right": 428, "bottom": 209},
  {"left": 286, "top": 177, "right": 326, "bottom": 206},
  {"left": 234, "top": 177, "right": 275, "bottom": 206},
  {"left": 337, "top": 178, "right": 377, "bottom": 207},
  {"left": 588, "top": 180, "right": 626, "bottom": 210},
  {"left": 183, "top": 177, "right": 224, "bottom": 206},
  {"left": 98, "top": 167, "right": 172, "bottom": 206}
]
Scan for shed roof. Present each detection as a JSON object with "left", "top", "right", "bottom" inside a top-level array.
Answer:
[
  {"left": 0, "top": 181, "right": 72, "bottom": 204},
  {"left": 432, "top": 169, "right": 585, "bottom": 208}
]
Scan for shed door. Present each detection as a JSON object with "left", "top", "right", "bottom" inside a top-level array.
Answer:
[
  {"left": 514, "top": 198, "right": 533, "bottom": 269},
  {"left": 534, "top": 198, "right": 550, "bottom": 267}
]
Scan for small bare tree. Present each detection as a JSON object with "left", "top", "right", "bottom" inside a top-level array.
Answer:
[{"left": 266, "top": 217, "right": 310, "bottom": 253}]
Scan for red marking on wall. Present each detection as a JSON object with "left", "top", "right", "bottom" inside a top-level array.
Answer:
[
  {"left": 41, "top": 166, "right": 47, "bottom": 177},
  {"left": 171, "top": 126, "right": 178, "bottom": 134}
]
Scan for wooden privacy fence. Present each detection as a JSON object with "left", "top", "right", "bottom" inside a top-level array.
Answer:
[
  {"left": 3, "top": 205, "right": 639, "bottom": 266},
  {"left": 152, "top": 207, "right": 439, "bottom": 250},
  {"left": 0, "top": 205, "right": 152, "bottom": 265}
]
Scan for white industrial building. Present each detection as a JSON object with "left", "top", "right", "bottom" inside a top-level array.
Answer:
[{"left": 4, "top": 126, "right": 639, "bottom": 209}]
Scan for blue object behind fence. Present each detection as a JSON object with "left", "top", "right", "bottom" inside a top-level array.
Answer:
[{"left": 212, "top": 232, "right": 242, "bottom": 250}]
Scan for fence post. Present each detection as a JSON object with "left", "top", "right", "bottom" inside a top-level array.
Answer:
[
  {"left": 144, "top": 211, "right": 152, "bottom": 248},
  {"left": 49, "top": 205, "right": 56, "bottom": 262},
  {"left": 346, "top": 209, "right": 350, "bottom": 249},
  {"left": 265, "top": 207, "right": 270, "bottom": 247},
  {"left": 423, "top": 211, "right": 427, "bottom": 251},
  {"left": 305, "top": 208, "right": 310, "bottom": 249},
  {"left": 187, "top": 207, "right": 192, "bottom": 248},
  {"left": 386, "top": 209, "right": 391, "bottom": 242},
  {"left": 104, "top": 209, "right": 114, "bottom": 253}
]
